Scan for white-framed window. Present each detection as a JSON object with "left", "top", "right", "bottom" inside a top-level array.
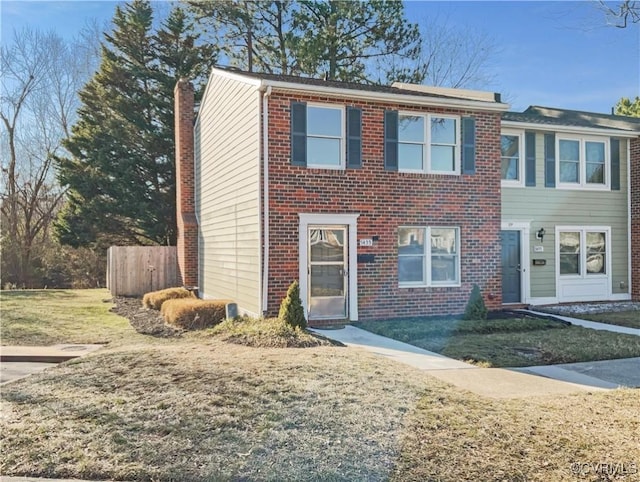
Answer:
[
  {"left": 557, "top": 136, "right": 608, "bottom": 189},
  {"left": 501, "top": 130, "right": 524, "bottom": 186},
  {"left": 558, "top": 229, "right": 608, "bottom": 277},
  {"left": 306, "top": 104, "right": 345, "bottom": 169},
  {"left": 398, "top": 226, "right": 460, "bottom": 287},
  {"left": 398, "top": 113, "right": 460, "bottom": 174}
]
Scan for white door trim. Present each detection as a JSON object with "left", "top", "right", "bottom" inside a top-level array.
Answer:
[
  {"left": 501, "top": 221, "right": 531, "bottom": 304},
  {"left": 299, "top": 213, "right": 359, "bottom": 321}
]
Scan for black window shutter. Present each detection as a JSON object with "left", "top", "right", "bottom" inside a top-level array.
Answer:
[
  {"left": 384, "top": 110, "right": 398, "bottom": 171},
  {"left": 346, "top": 107, "right": 362, "bottom": 169},
  {"left": 611, "top": 138, "right": 620, "bottom": 191},
  {"left": 544, "top": 133, "right": 556, "bottom": 188},
  {"left": 290, "top": 101, "right": 307, "bottom": 166},
  {"left": 461, "top": 117, "right": 476, "bottom": 175},
  {"left": 525, "top": 131, "right": 536, "bottom": 186}
]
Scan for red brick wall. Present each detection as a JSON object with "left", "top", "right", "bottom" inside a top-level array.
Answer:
[
  {"left": 174, "top": 80, "right": 198, "bottom": 287},
  {"left": 265, "top": 92, "right": 503, "bottom": 321},
  {"left": 631, "top": 137, "right": 640, "bottom": 301}
]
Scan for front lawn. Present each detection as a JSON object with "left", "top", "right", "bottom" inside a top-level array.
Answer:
[
  {"left": 2, "top": 291, "right": 639, "bottom": 481},
  {"left": 355, "top": 314, "right": 640, "bottom": 367}
]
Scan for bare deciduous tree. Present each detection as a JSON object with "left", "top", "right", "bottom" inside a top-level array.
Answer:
[
  {"left": 1, "top": 27, "right": 98, "bottom": 287},
  {"left": 599, "top": 0, "right": 640, "bottom": 28}
]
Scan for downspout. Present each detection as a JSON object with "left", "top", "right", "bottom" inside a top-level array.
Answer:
[
  {"left": 261, "top": 85, "right": 272, "bottom": 314},
  {"left": 627, "top": 138, "right": 632, "bottom": 298}
]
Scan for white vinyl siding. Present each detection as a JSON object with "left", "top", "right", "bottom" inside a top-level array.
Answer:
[{"left": 194, "top": 73, "right": 261, "bottom": 314}]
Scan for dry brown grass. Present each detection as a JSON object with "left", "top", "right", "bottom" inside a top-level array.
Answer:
[
  {"left": 393, "top": 388, "right": 640, "bottom": 482},
  {"left": 160, "top": 298, "right": 231, "bottom": 329},
  {"left": 1, "top": 340, "right": 426, "bottom": 481},
  {"left": 142, "top": 287, "right": 195, "bottom": 310}
]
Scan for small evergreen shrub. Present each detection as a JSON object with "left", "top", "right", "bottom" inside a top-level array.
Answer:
[
  {"left": 161, "top": 298, "right": 231, "bottom": 330},
  {"left": 463, "top": 284, "right": 488, "bottom": 320},
  {"left": 142, "top": 287, "right": 195, "bottom": 310},
  {"left": 278, "top": 280, "right": 307, "bottom": 329}
]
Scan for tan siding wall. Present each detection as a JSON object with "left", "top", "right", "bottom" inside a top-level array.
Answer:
[
  {"left": 194, "top": 74, "right": 261, "bottom": 314},
  {"left": 502, "top": 133, "right": 629, "bottom": 299}
]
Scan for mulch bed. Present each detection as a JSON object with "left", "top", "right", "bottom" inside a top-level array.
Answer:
[{"left": 110, "top": 297, "right": 182, "bottom": 337}]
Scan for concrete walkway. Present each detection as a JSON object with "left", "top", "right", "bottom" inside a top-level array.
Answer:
[
  {"left": 0, "top": 344, "right": 103, "bottom": 385},
  {"left": 312, "top": 325, "right": 639, "bottom": 398},
  {"left": 523, "top": 309, "right": 640, "bottom": 336}
]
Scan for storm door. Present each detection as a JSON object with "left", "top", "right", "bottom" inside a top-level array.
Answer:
[{"left": 308, "top": 226, "right": 347, "bottom": 319}]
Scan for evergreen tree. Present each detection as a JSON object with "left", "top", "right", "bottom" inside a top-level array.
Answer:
[
  {"left": 614, "top": 96, "right": 640, "bottom": 117},
  {"left": 55, "top": 1, "right": 215, "bottom": 248}
]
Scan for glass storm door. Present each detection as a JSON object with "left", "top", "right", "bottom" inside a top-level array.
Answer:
[{"left": 308, "top": 226, "right": 347, "bottom": 319}]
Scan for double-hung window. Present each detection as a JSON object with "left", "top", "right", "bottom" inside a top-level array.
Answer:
[
  {"left": 557, "top": 137, "right": 608, "bottom": 189},
  {"left": 306, "top": 104, "right": 344, "bottom": 168},
  {"left": 500, "top": 130, "right": 524, "bottom": 185},
  {"left": 559, "top": 229, "right": 607, "bottom": 277},
  {"left": 398, "top": 114, "right": 460, "bottom": 174},
  {"left": 398, "top": 227, "right": 460, "bottom": 287}
]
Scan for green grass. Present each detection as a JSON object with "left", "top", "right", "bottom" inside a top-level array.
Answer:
[
  {"left": 572, "top": 311, "right": 640, "bottom": 329},
  {"left": 355, "top": 315, "right": 640, "bottom": 367},
  {"left": 0, "top": 289, "right": 138, "bottom": 346}
]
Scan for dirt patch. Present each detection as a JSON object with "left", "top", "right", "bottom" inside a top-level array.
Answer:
[{"left": 110, "top": 297, "right": 182, "bottom": 338}]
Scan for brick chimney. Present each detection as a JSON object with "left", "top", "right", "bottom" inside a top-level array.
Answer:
[
  {"left": 631, "top": 137, "right": 640, "bottom": 301},
  {"left": 174, "top": 79, "right": 198, "bottom": 287}
]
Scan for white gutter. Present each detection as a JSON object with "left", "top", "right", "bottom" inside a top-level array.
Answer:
[
  {"left": 501, "top": 120, "right": 640, "bottom": 138},
  {"left": 626, "top": 139, "right": 632, "bottom": 297},
  {"left": 261, "top": 85, "right": 272, "bottom": 314}
]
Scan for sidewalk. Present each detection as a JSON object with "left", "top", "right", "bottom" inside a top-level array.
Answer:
[
  {"left": 522, "top": 309, "right": 640, "bottom": 336},
  {"left": 312, "top": 325, "right": 639, "bottom": 399}
]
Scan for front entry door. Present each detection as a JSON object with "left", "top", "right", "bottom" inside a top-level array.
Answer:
[
  {"left": 501, "top": 230, "right": 521, "bottom": 303},
  {"left": 308, "top": 226, "right": 347, "bottom": 319}
]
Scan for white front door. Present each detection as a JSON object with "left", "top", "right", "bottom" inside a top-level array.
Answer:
[{"left": 308, "top": 226, "right": 347, "bottom": 319}]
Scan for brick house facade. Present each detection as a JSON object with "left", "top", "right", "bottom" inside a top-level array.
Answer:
[{"left": 175, "top": 68, "right": 640, "bottom": 324}]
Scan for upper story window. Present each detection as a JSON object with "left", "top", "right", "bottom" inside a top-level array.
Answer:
[
  {"left": 501, "top": 130, "right": 524, "bottom": 185},
  {"left": 306, "top": 104, "right": 344, "bottom": 168},
  {"left": 398, "top": 113, "right": 460, "bottom": 174},
  {"left": 557, "top": 136, "right": 608, "bottom": 189},
  {"left": 291, "top": 101, "right": 363, "bottom": 169}
]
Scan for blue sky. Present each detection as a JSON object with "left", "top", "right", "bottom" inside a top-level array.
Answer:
[{"left": 2, "top": 0, "right": 638, "bottom": 114}]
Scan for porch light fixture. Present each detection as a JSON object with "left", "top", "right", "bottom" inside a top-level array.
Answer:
[{"left": 536, "top": 228, "right": 546, "bottom": 242}]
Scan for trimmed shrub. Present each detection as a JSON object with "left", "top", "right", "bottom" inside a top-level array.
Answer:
[
  {"left": 142, "top": 287, "right": 195, "bottom": 310},
  {"left": 161, "top": 298, "right": 232, "bottom": 330},
  {"left": 463, "top": 284, "right": 488, "bottom": 320},
  {"left": 278, "top": 280, "right": 307, "bottom": 329}
]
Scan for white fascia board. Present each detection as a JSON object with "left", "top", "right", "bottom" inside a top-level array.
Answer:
[
  {"left": 261, "top": 79, "right": 510, "bottom": 112},
  {"left": 501, "top": 120, "right": 640, "bottom": 138}
]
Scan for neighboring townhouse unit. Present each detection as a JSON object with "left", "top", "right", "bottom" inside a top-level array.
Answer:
[
  {"left": 175, "top": 67, "right": 510, "bottom": 324},
  {"left": 499, "top": 106, "right": 640, "bottom": 305}
]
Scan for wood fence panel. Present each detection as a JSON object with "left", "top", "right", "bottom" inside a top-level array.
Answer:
[{"left": 107, "top": 246, "right": 178, "bottom": 297}]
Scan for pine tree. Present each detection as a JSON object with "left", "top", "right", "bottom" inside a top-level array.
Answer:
[
  {"left": 55, "top": 1, "right": 215, "bottom": 248},
  {"left": 279, "top": 280, "right": 307, "bottom": 329}
]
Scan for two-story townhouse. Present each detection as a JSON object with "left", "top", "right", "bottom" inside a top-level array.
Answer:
[
  {"left": 175, "top": 67, "right": 510, "bottom": 324},
  {"left": 499, "top": 106, "right": 640, "bottom": 305}
]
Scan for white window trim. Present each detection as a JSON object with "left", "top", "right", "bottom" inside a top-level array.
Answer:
[
  {"left": 398, "top": 112, "right": 461, "bottom": 175},
  {"left": 556, "top": 136, "right": 610, "bottom": 191},
  {"left": 500, "top": 129, "right": 525, "bottom": 188},
  {"left": 398, "top": 226, "right": 461, "bottom": 288},
  {"left": 306, "top": 103, "right": 345, "bottom": 170},
  {"left": 555, "top": 226, "right": 611, "bottom": 279}
]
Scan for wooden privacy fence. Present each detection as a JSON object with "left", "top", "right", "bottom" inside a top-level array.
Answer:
[{"left": 107, "top": 246, "right": 178, "bottom": 297}]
